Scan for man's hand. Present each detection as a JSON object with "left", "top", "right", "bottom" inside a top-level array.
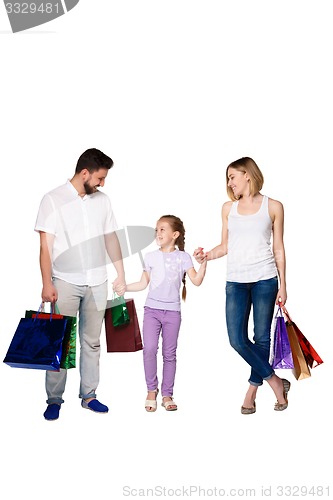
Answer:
[{"left": 41, "top": 282, "right": 58, "bottom": 303}]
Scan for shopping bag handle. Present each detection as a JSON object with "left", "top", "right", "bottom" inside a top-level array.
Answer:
[
  {"left": 111, "top": 292, "right": 126, "bottom": 303},
  {"left": 41, "top": 301, "right": 61, "bottom": 312},
  {"left": 281, "top": 306, "right": 292, "bottom": 323},
  {"left": 34, "top": 301, "right": 59, "bottom": 321},
  {"left": 275, "top": 305, "right": 284, "bottom": 318}
]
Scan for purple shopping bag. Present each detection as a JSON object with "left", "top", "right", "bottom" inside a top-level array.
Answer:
[{"left": 270, "top": 306, "right": 294, "bottom": 369}]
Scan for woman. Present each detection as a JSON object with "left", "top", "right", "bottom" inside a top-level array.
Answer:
[{"left": 194, "top": 157, "right": 290, "bottom": 413}]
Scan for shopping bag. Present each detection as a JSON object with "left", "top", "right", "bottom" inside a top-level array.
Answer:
[
  {"left": 108, "top": 293, "right": 130, "bottom": 327},
  {"left": 3, "top": 311, "right": 68, "bottom": 370},
  {"left": 25, "top": 303, "right": 77, "bottom": 369},
  {"left": 296, "top": 325, "right": 324, "bottom": 368},
  {"left": 58, "top": 316, "right": 77, "bottom": 369},
  {"left": 285, "top": 319, "right": 311, "bottom": 380},
  {"left": 284, "top": 307, "right": 323, "bottom": 372},
  {"left": 105, "top": 298, "right": 143, "bottom": 352},
  {"left": 270, "top": 306, "right": 294, "bottom": 369}
]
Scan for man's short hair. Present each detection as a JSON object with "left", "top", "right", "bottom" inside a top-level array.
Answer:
[{"left": 75, "top": 148, "right": 114, "bottom": 173}]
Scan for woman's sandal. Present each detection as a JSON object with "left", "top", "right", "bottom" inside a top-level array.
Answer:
[
  {"left": 161, "top": 396, "right": 178, "bottom": 411},
  {"left": 274, "top": 378, "right": 291, "bottom": 411},
  {"left": 241, "top": 401, "right": 256, "bottom": 415},
  {"left": 145, "top": 389, "right": 159, "bottom": 412}
]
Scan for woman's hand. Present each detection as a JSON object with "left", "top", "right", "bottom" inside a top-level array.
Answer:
[
  {"left": 276, "top": 286, "right": 287, "bottom": 306},
  {"left": 193, "top": 247, "right": 206, "bottom": 264}
]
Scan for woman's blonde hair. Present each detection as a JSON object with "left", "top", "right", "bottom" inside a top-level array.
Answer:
[
  {"left": 158, "top": 215, "right": 187, "bottom": 301},
  {"left": 226, "top": 157, "right": 264, "bottom": 201}
]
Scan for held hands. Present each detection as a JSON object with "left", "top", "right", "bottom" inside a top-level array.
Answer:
[
  {"left": 112, "top": 276, "right": 126, "bottom": 296},
  {"left": 193, "top": 247, "right": 207, "bottom": 264}
]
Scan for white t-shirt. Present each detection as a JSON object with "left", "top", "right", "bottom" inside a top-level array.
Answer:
[
  {"left": 143, "top": 249, "right": 194, "bottom": 311},
  {"left": 34, "top": 180, "right": 118, "bottom": 286}
]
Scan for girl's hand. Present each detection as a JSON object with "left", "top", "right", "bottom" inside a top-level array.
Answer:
[{"left": 193, "top": 247, "right": 206, "bottom": 264}]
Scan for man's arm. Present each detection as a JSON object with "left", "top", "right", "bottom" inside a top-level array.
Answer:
[
  {"left": 39, "top": 231, "right": 58, "bottom": 303},
  {"left": 104, "top": 232, "right": 126, "bottom": 294}
]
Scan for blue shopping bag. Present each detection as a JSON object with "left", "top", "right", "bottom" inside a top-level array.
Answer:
[
  {"left": 3, "top": 311, "right": 68, "bottom": 371},
  {"left": 25, "top": 303, "right": 77, "bottom": 369}
]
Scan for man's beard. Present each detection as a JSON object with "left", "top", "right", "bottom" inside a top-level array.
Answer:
[{"left": 83, "top": 181, "right": 98, "bottom": 195}]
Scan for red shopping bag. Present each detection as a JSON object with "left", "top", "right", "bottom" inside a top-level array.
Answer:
[
  {"left": 104, "top": 298, "right": 143, "bottom": 352},
  {"left": 283, "top": 308, "right": 323, "bottom": 369}
]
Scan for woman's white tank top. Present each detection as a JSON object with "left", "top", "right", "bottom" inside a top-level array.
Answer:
[{"left": 226, "top": 195, "right": 277, "bottom": 283}]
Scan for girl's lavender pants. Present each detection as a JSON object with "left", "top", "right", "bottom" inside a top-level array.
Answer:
[{"left": 142, "top": 306, "right": 181, "bottom": 397}]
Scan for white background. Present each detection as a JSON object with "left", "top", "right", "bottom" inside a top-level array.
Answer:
[{"left": 1, "top": 1, "right": 332, "bottom": 498}]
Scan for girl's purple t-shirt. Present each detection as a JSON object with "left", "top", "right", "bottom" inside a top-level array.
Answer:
[{"left": 143, "top": 249, "right": 194, "bottom": 311}]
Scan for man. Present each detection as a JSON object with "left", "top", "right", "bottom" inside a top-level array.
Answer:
[{"left": 35, "top": 148, "right": 126, "bottom": 420}]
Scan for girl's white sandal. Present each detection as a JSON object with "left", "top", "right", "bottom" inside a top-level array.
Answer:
[
  {"left": 145, "top": 389, "right": 159, "bottom": 412},
  {"left": 161, "top": 396, "right": 178, "bottom": 411}
]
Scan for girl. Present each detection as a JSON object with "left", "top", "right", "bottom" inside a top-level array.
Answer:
[
  {"left": 194, "top": 157, "right": 290, "bottom": 414},
  {"left": 125, "top": 215, "right": 207, "bottom": 411}
]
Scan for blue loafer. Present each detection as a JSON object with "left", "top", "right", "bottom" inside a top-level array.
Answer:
[
  {"left": 81, "top": 399, "right": 109, "bottom": 413},
  {"left": 44, "top": 404, "right": 61, "bottom": 421}
]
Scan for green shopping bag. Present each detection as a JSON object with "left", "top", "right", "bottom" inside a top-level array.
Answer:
[
  {"left": 25, "top": 303, "right": 77, "bottom": 369},
  {"left": 109, "top": 294, "right": 130, "bottom": 327}
]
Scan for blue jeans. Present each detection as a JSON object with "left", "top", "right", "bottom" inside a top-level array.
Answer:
[{"left": 225, "top": 277, "right": 278, "bottom": 386}]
